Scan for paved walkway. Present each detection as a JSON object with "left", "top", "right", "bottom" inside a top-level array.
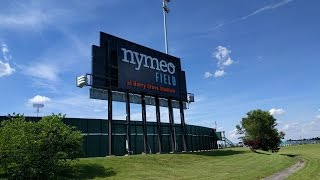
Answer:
[{"left": 263, "top": 160, "right": 305, "bottom": 180}]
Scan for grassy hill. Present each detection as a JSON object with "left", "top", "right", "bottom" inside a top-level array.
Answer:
[
  {"left": 70, "top": 147, "right": 297, "bottom": 179},
  {"left": 2, "top": 144, "right": 319, "bottom": 179}
]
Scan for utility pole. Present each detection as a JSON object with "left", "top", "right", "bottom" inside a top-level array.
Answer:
[{"left": 162, "top": 0, "right": 170, "bottom": 54}]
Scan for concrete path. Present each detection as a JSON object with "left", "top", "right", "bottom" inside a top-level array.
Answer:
[{"left": 263, "top": 160, "right": 305, "bottom": 180}]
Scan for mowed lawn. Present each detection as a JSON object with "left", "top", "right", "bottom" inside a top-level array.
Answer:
[
  {"left": 279, "top": 144, "right": 320, "bottom": 180},
  {"left": 70, "top": 148, "right": 297, "bottom": 180}
]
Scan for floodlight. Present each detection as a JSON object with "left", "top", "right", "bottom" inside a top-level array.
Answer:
[
  {"left": 76, "top": 75, "right": 87, "bottom": 88},
  {"left": 163, "top": 5, "right": 170, "bottom": 13},
  {"left": 33, "top": 103, "right": 44, "bottom": 108},
  {"left": 187, "top": 93, "right": 194, "bottom": 103},
  {"left": 33, "top": 103, "right": 44, "bottom": 117}
]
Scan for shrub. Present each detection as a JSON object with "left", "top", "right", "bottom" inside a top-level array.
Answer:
[{"left": 0, "top": 114, "right": 83, "bottom": 179}]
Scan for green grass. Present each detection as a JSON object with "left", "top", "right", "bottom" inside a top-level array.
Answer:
[
  {"left": 2, "top": 144, "right": 319, "bottom": 179},
  {"left": 69, "top": 148, "right": 296, "bottom": 180},
  {"left": 278, "top": 144, "right": 320, "bottom": 180}
]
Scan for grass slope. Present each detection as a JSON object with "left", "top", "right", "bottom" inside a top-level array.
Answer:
[
  {"left": 70, "top": 148, "right": 296, "bottom": 180},
  {"left": 279, "top": 144, "right": 320, "bottom": 180}
]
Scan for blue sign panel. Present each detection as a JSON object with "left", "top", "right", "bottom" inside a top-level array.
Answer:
[{"left": 92, "top": 32, "right": 187, "bottom": 101}]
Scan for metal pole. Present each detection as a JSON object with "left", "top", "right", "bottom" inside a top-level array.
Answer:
[
  {"left": 179, "top": 100, "right": 187, "bottom": 152},
  {"left": 168, "top": 99, "right": 175, "bottom": 153},
  {"left": 141, "top": 94, "right": 148, "bottom": 154},
  {"left": 126, "top": 92, "right": 131, "bottom": 155},
  {"left": 108, "top": 89, "right": 113, "bottom": 156},
  {"left": 163, "top": 0, "right": 169, "bottom": 54},
  {"left": 155, "top": 97, "right": 162, "bottom": 153}
]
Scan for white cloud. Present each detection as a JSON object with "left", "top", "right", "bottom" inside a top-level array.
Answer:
[
  {"left": 214, "top": 70, "right": 226, "bottom": 77},
  {"left": 205, "top": 46, "right": 234, "bottom": 79},
  {"left": 223, "top": 57, "right": 233, "bottom": 66},
  {"left": 281, "top": 122, "right": 299, "bottom": 131},
  {"left": 316, "top": 115, "right": 320, "bottom": 119},
  {"left": 0, "top": 61, "right": 15, "bottom": 77},
  {"left": 217, "top": 126, "right": 224, "bottom": 131},
  {"left": 269, "top": 108, "right": 285, "bottom": 116},
  {"left": 210, "top": 0, "right": 294, "bottom": 30},
  {"left": 24, "top": 63, "right": 59, "bottom": 81},
  {"left": 0, "top": 1, "right": 119, "bottom": 31},
  {"left": 29, "top": 95, "right": 51, "bottom": 104},
  {"left": 204, "top": 71, "right": 213, "bottom": 78},
  {"left": 280, "top": 118, "right": 320, "bottom": 140},
  {"left": 241, "top": 0, "right": 293, "bottom": 20},
  {"left": 1, "top": 43, "right": 11, "bottom": 61},
  {"left": 0, "top": 10, "right": 49, "bottom": 29},
  {"left": 228, "top": 129, "right": 240, "bottom": 143},
  {"left": 214, "top": 46, "right": 234, "bottom": 68},
  {"left": 0, "top": 43, "right": 15, "bottom": 77}
]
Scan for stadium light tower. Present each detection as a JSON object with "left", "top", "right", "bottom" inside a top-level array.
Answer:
[
  {"left": 162, "top": 0, "right": 170, "bottom": 54},
  {"left": 33, "top": 103, "right": 44, "bottom": 117}
]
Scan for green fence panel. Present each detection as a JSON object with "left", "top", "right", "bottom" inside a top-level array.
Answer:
[
  {"left": 102, "top": 120, "right": 108, "bottom": 134},
  {"left": 198, "top": 135, "right": 202, "bottom": 150},
  {"left": 83, "top": 135, "right": 88, "bottom": 157},
  {"left": 113, "top": 134, "right": 126, "bottom": 155},
  {"left": 161, "top": 125, "right": 170, "bottom": 135},
  {"left": 201, "top": 135, "right": 205, "bottom": 150},
  {"left": 0, "top": 116, "right": 219, "bottom": 156},
  {"left": 135, "top": 134, "right": 144, "bottom": 154},
  {"left": 162, "top": 134, "right": 170, "bottom": 153},
  {"left": 146, "top": 122, "right": 155, "bottom": 134},
  {"left": 86, "top": 135, "right": 101, "bottom": 157},
  {"left": 136, "top": 122, "right": 143, "bottom": 134},
  {"left": 215, "top": 131, "right": 222, "bottom": 140},
  {"left": 175, "top": 125, "right": 182, "bottom": 135},
  {"left": 154, "top": 134, "right": 160, "bottom": 153},
  {"left": 147, "top": 135, "right": 155, "bottom": 153},
  {"left": 186, "top": 135, "right": 192, "bottom": 151},
  {"left": 175, "top": 134, "right": 182, "bottom": 152},
  {"left": 65, "top": 118, "right": 87, "bottom": 133},
  {"left": 100, "top": 135, "right": 108, "bottom": 156},
  {"left": 113, "top": 121, "right": 126, "bottom": 134},
  {"left": 131, "top": 134, "right": 137, "bottom": 154},
  {"left": 88, "top": 119, "right": 102, "bottom": 133}
]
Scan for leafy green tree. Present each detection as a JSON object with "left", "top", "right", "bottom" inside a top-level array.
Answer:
[
  {"left": 236, "top": 109, "right": 285, "bottom": 153},
  {"left": 0, "top": 114, "right": 83, "bottom": 178}
]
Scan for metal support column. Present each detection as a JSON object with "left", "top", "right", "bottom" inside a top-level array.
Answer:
[
  {"left": 179, "top": 100, "right": 187, "bottom": 152},
  {"left": 108, "top": 89, "right": 113, "bottom": 156},
  {"left": 141, "top": 94, "right": 148, "bottom": 154},
  {"left": 168, "top": 99, "right": 175, "bottom": 153},
  {"left": 155, "top": 97, "right": 162, "bottom": 153},
  {"left": 125, "top": 92, "right": 131, "bottom": 154}
]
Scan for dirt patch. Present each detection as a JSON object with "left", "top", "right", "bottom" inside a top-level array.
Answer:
[{"left": 263, "top": 160, "right": 305, "bottom": 180}]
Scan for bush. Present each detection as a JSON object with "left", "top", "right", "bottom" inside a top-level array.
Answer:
[{"left": 0, "top": 114, "right": 83, "bottom": 179}]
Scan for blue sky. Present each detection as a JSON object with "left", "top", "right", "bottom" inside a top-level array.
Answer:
[{"left": 1, "top": 0, "right": 319, "bottom": 142}]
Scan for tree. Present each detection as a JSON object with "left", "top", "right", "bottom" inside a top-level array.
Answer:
[
  {"left": 236, "top": 109, "right": 285, "bottom": 153},
  {"left": 0, "top": 114, "right": 83, "bottom": 178}
]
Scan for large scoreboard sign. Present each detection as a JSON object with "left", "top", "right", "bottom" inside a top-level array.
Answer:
[{"left": 92, "top": 32, "right": 187, "bottom": 102}]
